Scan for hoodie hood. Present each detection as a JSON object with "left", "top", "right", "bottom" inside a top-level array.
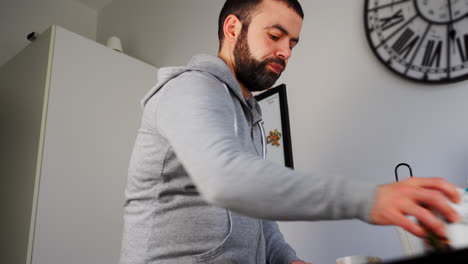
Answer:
[{"left": 141, "top": 54, "right": 246, "bottom": 108}]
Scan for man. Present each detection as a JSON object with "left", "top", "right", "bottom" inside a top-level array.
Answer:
[{"left": 120, "top": 0, "right": 461, "bottom": 263}]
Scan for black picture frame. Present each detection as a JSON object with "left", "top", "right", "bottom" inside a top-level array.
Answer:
[{"left": 255, "top": 84, "right": 294, "bottom": 169}]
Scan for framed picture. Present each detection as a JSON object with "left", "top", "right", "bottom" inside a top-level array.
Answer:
[{"left": 255, "top": 84, "right": 294, "bottom": 169}]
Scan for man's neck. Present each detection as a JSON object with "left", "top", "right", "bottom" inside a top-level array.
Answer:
[{"left": 218, "top": 52, "right": 252, "bottom": 100}]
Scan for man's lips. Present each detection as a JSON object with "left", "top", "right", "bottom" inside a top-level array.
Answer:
[{"left": 268, "top": 63, "right": 284, "bottom": 74}]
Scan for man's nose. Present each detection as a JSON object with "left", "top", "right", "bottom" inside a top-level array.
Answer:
[{"left": 275, "top": 42, "right": 291, "bottom": 60}]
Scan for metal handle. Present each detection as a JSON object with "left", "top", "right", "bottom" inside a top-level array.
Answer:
[{"left": 395, "top": 163, "right": 413, "bottom": 182}]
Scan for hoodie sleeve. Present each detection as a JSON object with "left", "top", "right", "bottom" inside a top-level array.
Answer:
[
  {"left": 262, "top": 220, "right": 301, "bottom": 264},
  {"left": 155, "top": 71, "right": 377, "bottom": 222}
]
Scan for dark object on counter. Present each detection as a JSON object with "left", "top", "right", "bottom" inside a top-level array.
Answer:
[
  {"left": 27, "top": 32, "right": 37, "bottom": 41},
  {"left": 425, "top": 230, "right": 452, "bottom": 253},
  {"left": 384, "top": 247, "right": 468, "bottom": 264}
]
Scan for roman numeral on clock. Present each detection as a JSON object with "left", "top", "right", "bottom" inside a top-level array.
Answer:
[
  {"left": 456, "top": 34, "right": 468, "bottom": 62},
  {"left": 422, "top": 40, "right": 442, "bottom": 67},
  {"left": 380, "top": 9, "right": 405, "bottom": 31},
  {"left": 392, "top": 28, "right": 420, "bottom": 59}
]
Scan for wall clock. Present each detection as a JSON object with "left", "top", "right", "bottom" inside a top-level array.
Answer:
[{"left": 365, "top": 0, "right": 468, "bottom": 84}]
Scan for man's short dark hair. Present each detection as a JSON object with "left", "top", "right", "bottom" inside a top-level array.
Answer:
[{"left": 217, "top": 0, "right": 304, "bottom": 49}]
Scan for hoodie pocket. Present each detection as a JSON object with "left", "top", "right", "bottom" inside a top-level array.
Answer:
[
  {"left": 191, "top": 211, "right": 263, "bottom": 264},
  {"left": 191, "top": 210, "right": 234, "bottom": 263}
]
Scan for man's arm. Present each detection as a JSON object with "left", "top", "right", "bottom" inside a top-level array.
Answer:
[
  {"left": 156, "top": 72, "right": 376, "bottom": 222},
  {"left": 155, "top": 72, "right": 460, "bottom": 238}
]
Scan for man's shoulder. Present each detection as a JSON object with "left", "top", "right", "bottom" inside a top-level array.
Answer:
[
  {"left": 162, "top": 70, "right": 226, "bottom": 95},
  {"left": 172, "top": 69, "right": 223, "bottom": 85}
]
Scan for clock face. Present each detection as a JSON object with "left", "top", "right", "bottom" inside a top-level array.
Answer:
[{"left": 365, "top": 0, "right": 468, "bottom": 83}]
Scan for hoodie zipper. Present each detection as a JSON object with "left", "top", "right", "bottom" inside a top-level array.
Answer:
[{"left": 223, "top": 84, "right": 264, "bottom": 158}]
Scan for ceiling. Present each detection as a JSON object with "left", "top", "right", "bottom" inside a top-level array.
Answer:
[{"left": 75, "top": 0, "right": 114, "bottom": 11}]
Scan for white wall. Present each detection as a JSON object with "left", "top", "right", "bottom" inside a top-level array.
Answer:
[
  {"left": 100, "top": 1, "right": 468, "bottom": 263},
  {"left": 279, "top": 1, "right": 468, "bottom": 263},
  {"left": 97, "top": 0, "right": 224, "bottom": 67},
  {"left": 0, "top": 0, "right": 97, "bottom": 67}
]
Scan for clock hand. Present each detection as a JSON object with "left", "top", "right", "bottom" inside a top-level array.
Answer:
[{"left": 447, "top": 0, "right": 456, "bottom": 41}]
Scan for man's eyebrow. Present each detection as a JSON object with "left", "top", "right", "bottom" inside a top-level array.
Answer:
[{"left": 266, "top": 24, "right": 300, "bottom": 43}]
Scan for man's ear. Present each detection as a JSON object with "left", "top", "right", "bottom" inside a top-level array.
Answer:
[{"left": 223, "top": 14, "right": 243, "bottom": 44}]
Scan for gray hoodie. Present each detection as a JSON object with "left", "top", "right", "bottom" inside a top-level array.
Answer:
[{"left": 119, "top": 54, "right": 376, "bottom": 264}]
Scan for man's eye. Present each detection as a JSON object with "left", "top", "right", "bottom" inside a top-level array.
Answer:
[{"left": 269, "top": 34, "right": 280, "bottom": 40}]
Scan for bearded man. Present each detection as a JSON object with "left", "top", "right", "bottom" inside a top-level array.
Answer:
[{"left": 119, "top": 1, "right": 461, "bottom": 263}]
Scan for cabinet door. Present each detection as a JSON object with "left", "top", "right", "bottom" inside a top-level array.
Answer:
[
  {"left": 0, "top": 26, "right": 53, "bottom": 264},
  {"left": 32, "top": 26, "right": 157, "bottom": 264}
]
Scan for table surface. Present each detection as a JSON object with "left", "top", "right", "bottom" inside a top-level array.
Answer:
[{"left": 384, "top": 248, "right": 468, "bottom": 264}]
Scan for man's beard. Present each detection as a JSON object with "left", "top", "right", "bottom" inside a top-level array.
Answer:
[{"left": 233, "top": 28, "right": 285, "bottom": 92}]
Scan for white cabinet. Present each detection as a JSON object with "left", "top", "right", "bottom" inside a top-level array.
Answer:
[{"left": 0, "top": 25, "right": 158, "bottom": 264}]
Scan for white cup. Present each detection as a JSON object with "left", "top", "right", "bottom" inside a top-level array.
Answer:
[{"left": 336, "top": 256, "right": 382, "bottom": 264}]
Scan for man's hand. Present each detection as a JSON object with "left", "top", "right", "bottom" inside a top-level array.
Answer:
[
  {"left": 290, "top": 261, "right": 314, "bottom": 264},
  {"left": 370, "top": 177, "right": 461, "bottom": 238}
]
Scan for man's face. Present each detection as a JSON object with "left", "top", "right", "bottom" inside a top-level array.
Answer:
[{"left": 233, "top": 0, "right": 302, "bottom": 92}]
